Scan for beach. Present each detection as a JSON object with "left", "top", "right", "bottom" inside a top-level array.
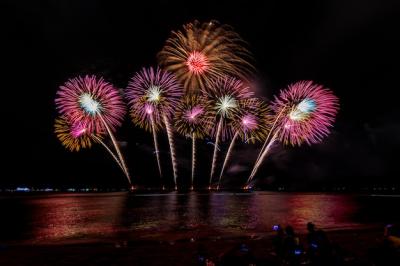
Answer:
[{"left": 1, "top": 227, "right": 396, "bottom": 265}]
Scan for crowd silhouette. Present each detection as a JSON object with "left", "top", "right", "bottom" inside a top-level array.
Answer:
[{"left": 195, "top": 222, "right": 400, "bottom": 266}]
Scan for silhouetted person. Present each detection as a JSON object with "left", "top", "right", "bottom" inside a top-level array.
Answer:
[
  {"left": 272, "top": 224, "right": 285, "bottom": 259},
  {"left": 196, "top": 243, "right": 209, "bottom": 266},
  {"left": 306, "top": 222, "right": 332, "bottom": 265},
  {"left": 282, "top": 225, "right": 302, "bottom": 265},
  {"left": 369, "top": 224, "right": 400, "bottom": 266}
]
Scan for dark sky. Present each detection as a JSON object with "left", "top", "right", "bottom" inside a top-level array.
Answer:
[{"left": 3, "top": 0, "right": 400, "bottom": 189}]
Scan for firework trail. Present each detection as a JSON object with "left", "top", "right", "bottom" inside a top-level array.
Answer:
[
  {"left": 248, "top": 107, "right": 287, "bottom": 181},
  {"left": 55, "top": 116, "right": 130, "bottom": 181},
  {"left": 210, "top": 119, "right": 223, "bottom": 186},
  {"left": 191, "top": 133, "right": 196, "bottom": 189},
  {"left": 92, "top": 135, "right": 126, "bottom": 176},
  {"left": 126, "top": 67, "right": 183, "bottom": 186},
  {"left": 163, "top": 115, "right": 178, "bottom": 189},
  {"left": 150, "top": 112, "right": 163, "bottom": 178},
  {"left": 174, "top": 95, "right": 212, "bottom": 188},
  {"left": 55, "top": 76, "right": 131, "bottom": 184},
  {"left": 203, "top": 77, "right": 253, "bottom": 187},
  {"left": 218, "top": 98, "right": 271, "bottom": 188},
  {"left": 98, "top": 114, "right": 131, "bottom": 184},
  {"left": 247, "top": 131, "right": 279, "bottom": 184},
  {"left": 217, "top": 132, "right": 239, "bottom": 189},
  {"left": 158, "top": 20, "right": 254, "bottom": 93},
  {"left": 247, "top": 81, "right": 339, "bottom": 184}
]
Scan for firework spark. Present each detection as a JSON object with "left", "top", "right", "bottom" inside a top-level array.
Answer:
[
  {"left": 218, "top": 99, "right": 271, "bottom": 188},
  {"left": 126, "top": 67, "right": 183, "bottom": 187},
  {"left": 174, "top": 95, "right": 213, "bottom": 187},
  {"left": 55, "top": 75, "right": 131, "bottom": 184},
  {"left": 202, "top": 76, "right": 253, "bottom": 186},
  {"left": 158, "top": 20, "right": 254, "bottom": 93},
  {"left": 247, "top": 81, "right": 339, "bottom": 183}
]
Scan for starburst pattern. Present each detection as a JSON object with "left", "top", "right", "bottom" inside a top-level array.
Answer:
[{"left": 158, "top": 20, "right": 254, "bottom": 93}]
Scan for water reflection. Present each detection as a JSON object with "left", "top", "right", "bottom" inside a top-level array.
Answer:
[
  {"left": 1, "top": 192, "right": 400, "bottom": 244},
  {"left": 30, "top": 193, "right": 125, "bottom": 242}
]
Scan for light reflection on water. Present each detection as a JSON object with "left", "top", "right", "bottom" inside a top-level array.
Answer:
[{"left": 1, "top": 192, "right": 399, "bottom": 243}]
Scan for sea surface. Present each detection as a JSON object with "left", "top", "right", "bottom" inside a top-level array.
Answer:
[{"left": 1, "top": 192, "right": 399, "bottom": 244}]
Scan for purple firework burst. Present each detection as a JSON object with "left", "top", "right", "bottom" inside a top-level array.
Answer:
[
  {"left": 272, "top": 80, "right": 339, "bottom": 146},
  {"left": 55, "top": 75, "right": 126, "bottom": 134},
  {"left": 125, "top": 67, "right": 183, "bottom": 132},
  {"left": 202, "top": 76, "right": 254, "bottom": 141}
]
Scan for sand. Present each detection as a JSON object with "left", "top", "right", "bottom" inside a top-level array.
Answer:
[{"left": 0, "top": 227, "right": 399, "bottom": 265}]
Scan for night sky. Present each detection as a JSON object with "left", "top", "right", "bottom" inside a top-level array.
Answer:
[{"left": 3, "top": 0, "right": 400, "bottom": 189}]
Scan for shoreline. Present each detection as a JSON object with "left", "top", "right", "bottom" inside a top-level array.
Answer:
[{"left": 0, "top": 226, "right": 391, "bottom": 265}]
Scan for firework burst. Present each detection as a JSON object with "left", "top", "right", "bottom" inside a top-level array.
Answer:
[
  {"left": 174, "top": 94, "right": 213, "bottom": 139},
  {"left": 55, "top": 116, "right": 127, "bottom": 178},
  {"left": 217, "top": 98, "right": 271, "bottom": 188},
  {"left": 126, "top": 67, "right": 183, "bottom": 130},
  {"left": 55, "top": 116, "right": 101, "bottom": 152},
  {"left": 231, "top": 98, "right": 271, "bottom": 144},
  {"left": 158, "top": 20, "right": 254, "bottom": 93},
  {"left": 55, "top": 75, "right": 126, "bottom": 134},
  {"left": 174, "top": 95, "right": 214, "bottom": 188},
  {"left": 55, "top": 75, "right": 131, "bottom": 184},
  {"left": 272, "top": 80, "right": 339, "bottom": 146},
  {"left": 126, "top": 67, "right": 183, "bottom": 187},
  {"left": 247, "top": 81, "right": 339, "bottom": 183},
  {"left": 202, "top": 76, "right": 254, "bottom": 186}
]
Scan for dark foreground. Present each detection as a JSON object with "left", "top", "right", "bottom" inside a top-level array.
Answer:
[{"left": 1, "top": 227, "right": 399, "bottom": 265}]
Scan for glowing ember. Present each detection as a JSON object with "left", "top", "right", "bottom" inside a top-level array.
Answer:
[
  {"left": 185, "top": 106, "right": 204, "bottom": 120},
  {"left": 71, "top": 122, "right": 87, "bottom": 138},
  {"left": 289, "top": 98, "right": 316, "bottom": 121},
  {"left": 147, "top": 86, "right": 162, "bottom": 103},
  {"left": 216, "top": 95, "right": 237, "bottom": 117},
  {"left": 241, "top": 114, "right": 258, "bottom": 131},
  {"left": 186, "top": 51, "right": 209, "bottom": 74},
  {"left": 79, "top": 93, "right": 102, "bottom": 115}
]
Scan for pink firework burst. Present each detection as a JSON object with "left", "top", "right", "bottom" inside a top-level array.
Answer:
[
  {"left": 55, "top": 75, "right": 126, "bottom": 134},
  {"left": 272, "top": 80, "right": 339, "bottom": 146},
  {"left": 185, "top": 106, "right": 204, "bottom": 121},
  {"left": 70, "top": 120, "right": 88, "bottom": 138},
  {"left": 125, "top": 67, "right": 183, "bottom": 132},
  {"left": 202, "top": 76, "right": 254, "bottom": 141}
]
